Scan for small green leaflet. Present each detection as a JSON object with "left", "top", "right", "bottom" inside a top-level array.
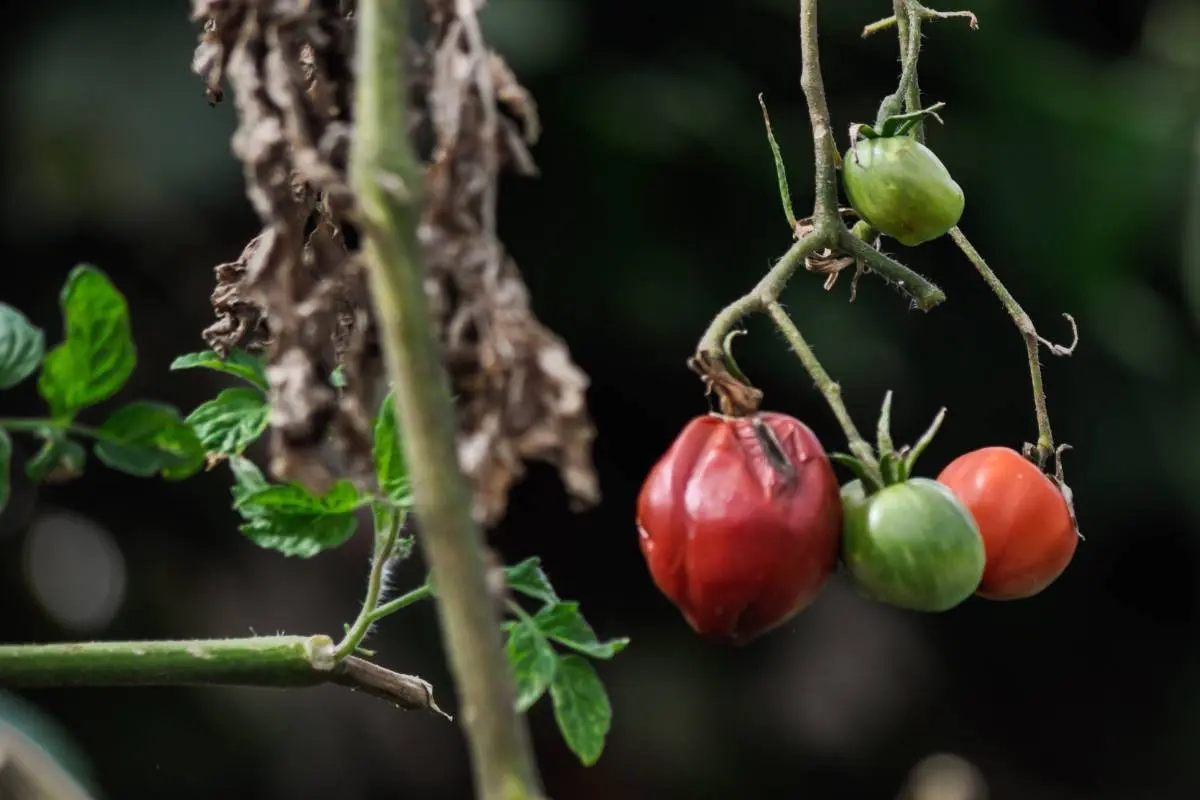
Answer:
[
  {"left": 504, "top": 557, "right": 560, "bottom": 605},
  {"left": 329, "top": 365, "right": 347, "bottom": 388},
  {"left": 372, "top": 388, "right": 411, "bottom": 506},
  {"left": 0, "top": 429, "right": 11, "bottom": 514},
  {"left": 93, "top": 402, "right": 206, "bottom": 480},
  {"left": 533, "top": 602, "right": 629, "bottom": 660},
  {"left": 25, "top": 432, "right": 86, "bottom": 483},
  {"left": 170, "top": 348, "right": 268, "bottom": 392},
  {"left": 0, "top": 304, "right": 45, "bottom": 390},
  {"left": 550, "top": 655, "right": 612, "bottom": 767},
  {"left": 236, "top": 479, "right": 366, "bottom": 515},
  {"left": 229, "top": 457, "right": 368, "bottom": 558},
  {"left": 506, "top": 618, "right": 558, "bottom": 713},
  {"left": 37, "top": 266, "right": 136, "bottom": 419},
  {"left": 186, "top": 387, "right": 269, "bottom": 457}
]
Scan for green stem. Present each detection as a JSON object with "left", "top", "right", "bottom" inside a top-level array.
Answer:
[
  {"left": 947, "top": 227, "right": 1077, "bottom": 466},
  {"left": 333, "top": 513, "right": 400, "bottom": 660},
  {"left": 351, "top": 1, "right": 543, "bottom": 798},
  {"left": 762, "top": 300, "right": 883, "bottom": 486},
  {"left": 0, "top": 636, "right": 333, "bottom": 686},
  {"left": 838, "top": 230, "right": 945, "bottom": 308},
  {"left": 0, "top": 418, "right": 110, "bottom": 441},
  {"left": 799, "top": 0, "right": 841, "bottom": 226},
  {"left": 876, "top": 0, "right": 923, "bottom": 130},
  {"left": 369, "top": 585, "right": 434, "bottom": 623},
  {"left": 861, "top": 5, "right": 978, "bottom": 40},
  {"left": 0, "top": 635, "right": 443, "bottom": 713}
]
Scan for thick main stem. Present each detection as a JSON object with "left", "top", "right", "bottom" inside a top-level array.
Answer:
[
  {"left": 0, "top": 636, "right": 334, "bottom": 687},
  {"left": 799, "top": 0, "right": 840, "bottom": 227},
  {"left": 350, "top": 2, "right": 543, "bottom": 799},
  {"left": 0, "top": 636, "right": 443, "bottom": 712}
]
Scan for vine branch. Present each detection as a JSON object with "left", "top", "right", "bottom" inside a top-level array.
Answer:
[
  {"left": 696, "top": 0, "right": 943, "bottom": 477},
  {"left": 350, "top": 0, "right": 544, "bottom": 798},
  {"left": 0, "top": 636, "right": 447, "bottom": 717},
  {"left": 947, "top": 227, "right": 1078, "bottom": 465}
]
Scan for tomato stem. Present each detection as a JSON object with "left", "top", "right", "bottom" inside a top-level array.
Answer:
[
  {"left": 876, "top": 390, "right": 896, "bottom": 457},
  {"left": 761, "top": 300, "right": 884, "bottom": 486},
  {"left": 946, "top": 227, "right": 1078, "bottom": 471}
]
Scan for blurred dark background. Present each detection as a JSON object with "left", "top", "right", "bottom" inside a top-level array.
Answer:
[{"left": 2, "top": 0, "right": 1200, "bottom": 798}]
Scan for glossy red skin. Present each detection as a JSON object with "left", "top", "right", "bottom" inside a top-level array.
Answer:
[
  {"left": 937, "top": 447, "right": 1077, "bottom": 600},
  {"left": 636, "top": 412, "right": 842, "bottom": 645}
]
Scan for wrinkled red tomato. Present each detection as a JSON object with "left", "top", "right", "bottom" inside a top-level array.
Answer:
[
  {"left": 637, "top": 412, "right": 842, "bottom": 645},
  {"left": 937, "top": 446, "right": 1078, "bottom": 600}
]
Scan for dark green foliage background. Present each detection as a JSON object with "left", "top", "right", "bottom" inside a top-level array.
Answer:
[{"left": 1, "top": 0, "right": 1199, "bottom": 798}]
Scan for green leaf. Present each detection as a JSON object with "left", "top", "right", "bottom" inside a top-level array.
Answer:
[
  {"left": 534, "top": 602, "right": 629, "bottom": 660},
  {"left": 93, "top": 401, "right": 206, "bottom": 480},
  {"left": 170, "top": 348, "right": 268, "bottom": 392},
  {"left": 504, "top": 557, "right": 560, "bottom": 605},
  {"left": 372, "top": 388, "right": 411, "bottom": 505},
  {"left": 228, "top": 455, "right": 268, "bottom": 497},
  {"left": 506, "top": 618, "right": 558, "bottom": 713},
  {"left": 0, "top": 429, "right": 11, "bottom": 514},
  {"left": 185, "top": 388, "right": 269, "bottom": 457},
  {"left": 235, "top": 479, "right": 367, "bottom": 515},
  {"left": 329, "top": 365, "right": 347, "bottom": 388},
  {"left": 0, "top": 304, "right": 46, "bottom": 390},
  {"left": 37, "top": 266, "right": 136, "bottom": 418},
  {"left": 232, "top": 473, "right": 367, "bottom": 558},
  {"left": 549, "top": 655, "right": 612, "bottom": 767},
  {"left": 25, "top": 432, "right": 86, "bottom": 483},
  {"left": 238, "top": 512, "right": 359, "bottom": 558}
]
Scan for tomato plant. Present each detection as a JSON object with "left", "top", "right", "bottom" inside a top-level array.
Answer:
[
  {"left": 842, "top": 108, "right": 965, "bottom": 247},
  {"left": 840, "top": 477, "right": 985, "bottom": 612},
  {"left": 637, "top": 410, "right": 842, "bottom": 645},
  {"left": 937, "top": 446, "right": 1078, "bottom": 600}
]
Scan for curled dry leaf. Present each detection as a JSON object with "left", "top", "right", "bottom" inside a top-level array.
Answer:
[
  {"left": 191, "top": 0, "right": 599, "bottom": 526},
  {"left": 190, "top": 0, "right": 380, "bottom": 494}
]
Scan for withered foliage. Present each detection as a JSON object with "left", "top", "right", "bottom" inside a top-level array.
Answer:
[{"left": 189, "top": 0, "right": 599, "bottom": 527}]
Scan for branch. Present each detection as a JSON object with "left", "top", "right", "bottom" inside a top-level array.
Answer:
[
  {"left": 349, "top": 1, "right": 544, "bottom": 798},
  {"left": 947, "top": 227, "right": 1077, "bottom": 465},
  {"left": 0, "top": 636, "right": 447, "bottom": 717},
  {"left": 694, "top": 0, "right": 944, "bottom": 468}
]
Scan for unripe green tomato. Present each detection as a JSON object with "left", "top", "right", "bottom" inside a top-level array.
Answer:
[
  {"left": 840, "top": 477, "right": 985, "bottom": 612},
  {"left": 842, "top": 136, "right": 965, "bottom": 247}
]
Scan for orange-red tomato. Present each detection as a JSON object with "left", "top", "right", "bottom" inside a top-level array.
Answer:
[
  {"left": 636, "top": 412, "right": 842, "bottom": 645},
  {"left": 936, "top": 446, "right": 1077, "bottom": 600}
]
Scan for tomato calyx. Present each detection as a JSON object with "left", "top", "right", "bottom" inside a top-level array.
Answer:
[
  {"left": 831, "top": 390, "right": 947, "bottom": 495},
  {"left": 688, "top": 341, "right": 763, "bottom": 419},
  {"left": 850, "top": 102, "right": 947, "bottom": 149},
  {"left": 1021, "top": 441, "right": 1083, "bottom": 541}
]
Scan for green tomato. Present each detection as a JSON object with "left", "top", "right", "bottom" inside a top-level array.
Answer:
[
  {"left": 842, "top": 136, "right": 964, "bottom": 247},
  {"left": 840, "top": 477, "right": 985, "bottom": 612}
]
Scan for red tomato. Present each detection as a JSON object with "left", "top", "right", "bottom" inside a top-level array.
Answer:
[
  {"left": 636, "top": 412, "right": 842, "bottom": 644},
  {"left": 937, "top": 446, "right": 1077, "bottom": 600}
]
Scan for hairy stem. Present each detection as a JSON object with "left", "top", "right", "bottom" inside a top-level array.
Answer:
[
  {"left": 333, "top": 511, "right": 400, "bottom": 660},
  {"left": 350, "top": 1, "right": 543, "bottom": 798},
  {"left": 0, "top": 636, "right": 443, "bottom": 713},
  {"left": 948, "top": 227, "right": 1077, "bottom": 466},
  {"left": 370, "top": 584, "right": 434, "bottom": 623},
  {"left": 876, "top": 0, "right": 923, "bottom": 129},
  {"left": 799, "top": 0, "right": 840, "bottom": 225},
  {"left": 763, "top": 300, "right": 882, "bottom": 483}
]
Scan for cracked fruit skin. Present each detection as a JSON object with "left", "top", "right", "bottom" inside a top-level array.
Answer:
[
  {"left": 636, "top": 412, "right": 842, "bottom": 645},
  {"left": 841, "top": 478, "right": 985, "bottom": 612},
  {"left": 842, "top": 136, "right": 965, "bottom": 246},
  {"left": 937, "top": 447, "right": 1077, "bottom": 600}
]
